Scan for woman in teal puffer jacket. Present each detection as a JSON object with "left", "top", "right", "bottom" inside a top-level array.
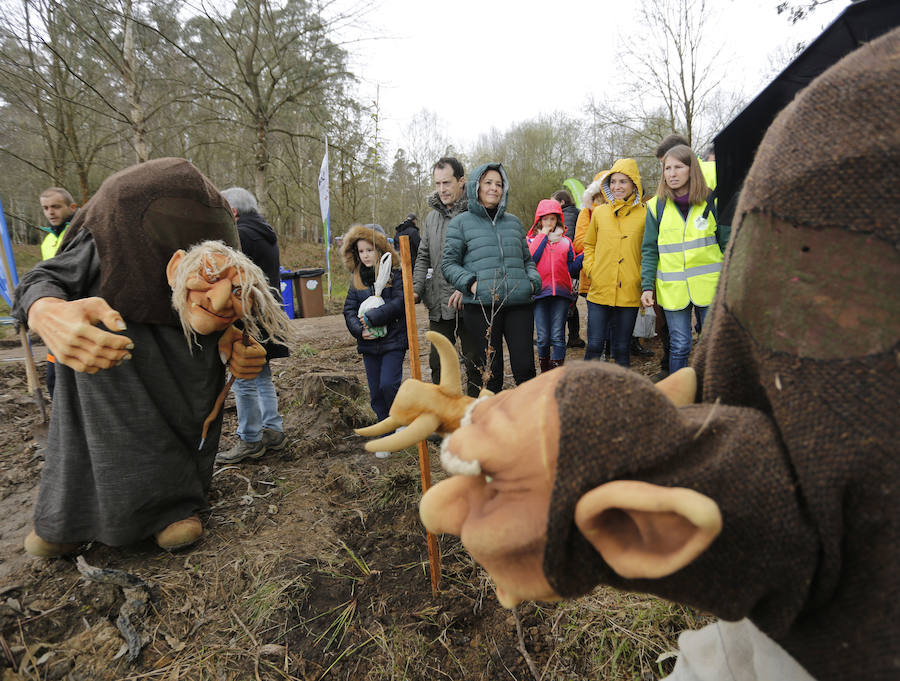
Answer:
[{"left": 442, "top": 163, "right": 542, "bottom": 392}]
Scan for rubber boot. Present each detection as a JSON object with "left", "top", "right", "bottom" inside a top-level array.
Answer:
[
  {"left": 539, "top": 356, "right": 551, "bottom": 373},
  {"left": 631, "top": 337, "right": 653, "bottom": 357}
]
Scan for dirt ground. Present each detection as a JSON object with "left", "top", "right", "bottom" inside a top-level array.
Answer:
[{"left": 0, "top": 300, "right": 706, "bottom": 681}]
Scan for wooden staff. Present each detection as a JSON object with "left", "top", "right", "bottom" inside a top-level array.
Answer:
[
  {"left": 0, "top": 238, "right": 47, "bottom": 422},
  {"left": 397, "top": 235, "right": 441, "bottom": 595}
]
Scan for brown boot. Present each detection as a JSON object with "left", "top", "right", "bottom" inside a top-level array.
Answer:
[
  {"left": 24, "top": 530, "right": 79, "bottom": 558},
  {"left": 549, "top": 358, "right": 565, "bottom": 370},
  {"left": 539, "top": 356, "right": 551, "bottom": 373},
  {"left": 155, "top": 516, "right": 203, "bottom": 551}
]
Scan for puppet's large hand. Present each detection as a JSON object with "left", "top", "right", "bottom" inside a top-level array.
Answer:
[
  {"left": 218, "top": 325, "right": 266, "bottom": 379},
  {"left": 27, "top": 297, "right": 133, "bottom": 373},
  {"left": 420, "top": 369, "right": 567, "bottom": 608}
]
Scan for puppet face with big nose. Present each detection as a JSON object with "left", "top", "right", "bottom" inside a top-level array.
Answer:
[{"left": 419, "top": 368, "right": 721, "bottom": 609}]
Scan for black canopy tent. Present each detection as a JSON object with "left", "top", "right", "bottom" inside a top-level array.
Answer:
[{"left": 714, "top": 0, "right": 900, "bottom": 225}]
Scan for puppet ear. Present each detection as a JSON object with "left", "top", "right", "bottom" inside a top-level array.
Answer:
[
  {"left": 574, "top": 480, "right": 721, "bottom": 579},
  {"left": 165, "top": 250, "right": 186, "bottom": 287},
  {"left": 655, "top": 368, "right": 697, "bottom": 406}
]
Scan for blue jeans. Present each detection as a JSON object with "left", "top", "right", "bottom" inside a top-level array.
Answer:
[
  {"left": 665, "top": 304, "right": 708, "bottom": 373},
  {"left": 233, "top": 362, "right": 282, "bottom": 442},
  {"left": 534, "top": 296, "right": 571, "bottom": 361},
  {"left": 585, "top": 302, "right": 639, "bottom": 367},
  {"left": 362, "top": 349, "right": 406, "bottom": 421}
]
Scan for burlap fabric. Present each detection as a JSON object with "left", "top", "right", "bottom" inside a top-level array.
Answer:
[
  {"left": 62, "top": 157, "right": 238, "bottom": 326},
  {"left": 545, "top": 27, "right": 899, "bottom": 681}
]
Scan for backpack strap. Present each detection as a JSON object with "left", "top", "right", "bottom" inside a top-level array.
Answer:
[
  {"left": 701, "top": 188, "right": 718, "bottom": 223},
  {"left": 655, "top": 195, "right": 665, "bottom": 222}
]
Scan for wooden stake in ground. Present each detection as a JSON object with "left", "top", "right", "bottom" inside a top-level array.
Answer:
[
  {"left": 0, "top": 238, "right": 47, "bottom": 422},
  {"left": 396, "top": 235, "right": 441, "bottom": 595}
]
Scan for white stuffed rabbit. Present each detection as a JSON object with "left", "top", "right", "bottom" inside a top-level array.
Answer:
[{"left": 358, "top": 251, "right": 393, "bottom": 338}]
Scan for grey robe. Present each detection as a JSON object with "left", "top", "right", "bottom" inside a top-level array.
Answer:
[{"left": 14, "top": 230, "right": 226, "bottom": 545}]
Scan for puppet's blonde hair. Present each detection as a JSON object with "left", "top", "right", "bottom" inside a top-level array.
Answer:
[{"left": 170, "top": 240, "right": 294, "bottom": 349}]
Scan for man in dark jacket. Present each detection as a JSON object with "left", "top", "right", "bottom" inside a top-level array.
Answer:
[
  {"left": 552, "top": 190, "right": 585, "bottom": 349},
  {"left": 413, "top": 158, "right": 480, "bottom": 397},
  {"left": 216, "top": 187, "right": 290, "bottom": 464},
  {"left": 394, "top": 213, "right": 420, "bottom": 264}
]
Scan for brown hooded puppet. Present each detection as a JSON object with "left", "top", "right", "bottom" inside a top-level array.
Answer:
[
  {"left": 12, "top": 158, "right": 290, "bottom": 556},
  {"left": 361, "top": 28, "right": 900, "bottom": 681}
]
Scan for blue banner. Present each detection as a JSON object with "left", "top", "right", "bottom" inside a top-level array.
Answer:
[{"left": 0, "top": 197, "right": 19, "bottom": 307}]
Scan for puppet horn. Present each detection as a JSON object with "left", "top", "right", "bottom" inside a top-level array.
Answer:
[
  {"left": 364, "top": 413, "right": 440, "bottom": 453},
  {"left": 355, "top": 415, "right": 401, "bottom": 437},
  {"left": 425, "top": 330, "right": 462, "bottom": 396}
]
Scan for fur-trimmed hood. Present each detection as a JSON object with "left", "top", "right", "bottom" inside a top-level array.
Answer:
[
  {"left": 341, "top": 224, "right": 400, "bottom": 287},
  {"left": 582, "top": 170, "right": 609, "bottom": 209}
]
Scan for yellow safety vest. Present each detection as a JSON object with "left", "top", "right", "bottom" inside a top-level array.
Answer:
[
  {"left": 648, "top": 198, "right": 723, "bottom": 310},
  {"left": 699, "top": 159, "right": 717, "bottom": 191},
  {"left": 41, "top": 226, "right": 67, "bottom": 260}
]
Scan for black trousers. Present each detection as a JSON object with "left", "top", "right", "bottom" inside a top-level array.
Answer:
[
  {"left": 428, "top": 316, "right": 481, "bottom": 398},
  {"left": 463, "top": 303, "right": 535, "bottom": 393},
  {"left": 567, "top": 296, "right": 580, "bottom": 339}
]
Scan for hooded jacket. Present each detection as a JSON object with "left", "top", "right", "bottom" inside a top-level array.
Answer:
[
  {"left": 573, "top": 171, "right": 609, "bottom": 295},
  {"left": 236, "top": 211, "right": 289, "bottom": 360},
  {"left": 341, "top": 224, "right": 407, "bottom": 355},
  {"left": 394, "top": 216, "right": 420, "bottom": 264},
  {"left": 561, "top": 204, "right": 580, "bottom": 241},
  {"left": 583, "top": 159, "right": 645, "bottom": 307},
  {"left": 526, "top": 199, "right": 579, "bottom": 300},
  {"left": 413, "top": 191, "right": 468, "bottom": 321},
  {"left": 441, "top": 163, "right": 542, "bottom": 307}
]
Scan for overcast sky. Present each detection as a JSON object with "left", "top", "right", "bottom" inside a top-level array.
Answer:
[{"left": 338, "top": 0, "right": 848, "bottom": 155}]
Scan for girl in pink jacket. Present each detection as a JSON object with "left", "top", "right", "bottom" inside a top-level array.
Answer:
[{"left": 526, "top": 199, "right": 583, "bottom": 371}]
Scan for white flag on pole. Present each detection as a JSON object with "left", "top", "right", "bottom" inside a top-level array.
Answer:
[{"left": 317, "top": 139, "right": 332, "bottom": 296}]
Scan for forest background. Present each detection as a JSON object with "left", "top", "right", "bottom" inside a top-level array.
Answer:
[{"left": 0, "top": 0, "right": 844, "bottom": 250}]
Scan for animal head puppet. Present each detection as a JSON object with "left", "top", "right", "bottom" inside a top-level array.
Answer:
[
  {"left": 359, "top": 27, "right": 900, "bottom": 681},
  {"left": 355, "top": 331, "right": 488, "bottom": 452}
]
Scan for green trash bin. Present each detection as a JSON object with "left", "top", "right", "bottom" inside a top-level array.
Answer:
[{"left": 294, "top": 268, "right": 325, "bottom": 318}]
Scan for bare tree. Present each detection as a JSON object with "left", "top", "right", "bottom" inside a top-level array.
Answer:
[
  {"left": 177, "top": 0, "right": 356, "bottom": 208},
  {"left": 776, "top": 0, "right": 844, "bottom": 24},
  {"left": 614, "top": 0, "right": 740, "bottom": 151}
]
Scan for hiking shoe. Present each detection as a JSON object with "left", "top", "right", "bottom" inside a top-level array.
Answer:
[
  {"left": 261, "top": 428, "right": 287, "bottom": 451},
  {"left": 24, "top": 530, "right": 79, "bottom": 558},
  {"left": 216, "top": 439, "right": 266, "bottom": 464},
  {"left": 155, "top": 516, "right": 203, "bottom": 551}
]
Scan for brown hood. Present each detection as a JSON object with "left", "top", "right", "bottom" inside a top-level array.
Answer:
[{"left": 62, "top": 157, "right": 238, "bottom": 326}]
